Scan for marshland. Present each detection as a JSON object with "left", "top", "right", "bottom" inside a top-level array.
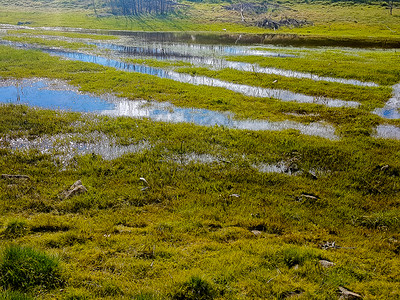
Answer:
[{"left": 0, "top": 0, "right": 399, "bottom": 299}]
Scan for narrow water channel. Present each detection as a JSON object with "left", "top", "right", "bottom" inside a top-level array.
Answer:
[
  {"left": 373, "top": 84, "right": 400, "bottom": 119},
  {"left": 92, "top": 42, "right": 378, "bottom": 87},
  {"left": 0, "top": 78, "right": 338, "bottom": 139},
  {"left": 46, "top": 49, "right": 360, "bottom": 108}
]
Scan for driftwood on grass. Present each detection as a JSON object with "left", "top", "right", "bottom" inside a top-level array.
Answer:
[{"left": 1, "top": 174, "right": 31, "bottom": 180}]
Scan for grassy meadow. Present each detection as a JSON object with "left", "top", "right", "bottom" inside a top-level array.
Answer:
[{"left": 0, "top": 0, "right": 400, "bottom": 299}]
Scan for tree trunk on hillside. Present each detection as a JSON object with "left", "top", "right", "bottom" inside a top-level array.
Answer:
[
  {"left": 240, "top": 3, "right": 246, "bottom": 22},
  {"left": 92, "top": 0, "right": 97, "bottom": 15}
]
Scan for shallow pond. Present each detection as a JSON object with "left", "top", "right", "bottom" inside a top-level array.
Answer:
[
  {"left": 92, "top": 42, "right": 377, "bottom": 87},
  {"left": 1, "top": 132, "right": 150, "bottom": 164},
  {"left": 0, "top": 78, "right": 338, "bottom": 139},
  {"left": 6, "top": 24, "right": 397, "bottom": 48},
  {"left": 373, "top": 125, "right": 400, "bottom": 140},
  {"left": 46, "top": 49, "right": 360, "bottom": 108},
  {"left": 373, "top": 84, "right": 400, "bottom": 119}
]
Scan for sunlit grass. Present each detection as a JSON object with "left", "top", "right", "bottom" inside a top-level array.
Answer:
[
  {"left": 7, "top": 29, "right": 118, "bottom": 40},
  {"left": 2, "top": 35, "right": 96, "bottom": 50},
  {"left": 0, "top": 3, "right": 400, "bottom": 295}
]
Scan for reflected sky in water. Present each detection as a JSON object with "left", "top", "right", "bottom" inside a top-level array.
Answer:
[
  {"left": 91, "top": 42, "right": 377, "bottom": 87},
  {"left": 373, "top": 84, "right": 400, "bottom": 119},
  {"left": 0, "top": 78, "right": 338, "bottom": 139},
  {"left": 46, "top": 49, "right": 360, "bottom": 108}
]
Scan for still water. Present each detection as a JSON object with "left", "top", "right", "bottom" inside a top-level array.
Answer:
[
  {"left": 0, "top": 78, "right": 338, "bottom": 139},
  {"left": 46, "top": 49, "right": 360, "bottom": 108}
]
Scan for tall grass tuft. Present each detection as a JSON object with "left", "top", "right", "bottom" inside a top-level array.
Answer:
[{"left": 0, "top": 245, "right": 64, "bottom": 291}]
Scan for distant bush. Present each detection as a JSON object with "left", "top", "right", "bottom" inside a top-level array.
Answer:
[
  {"left": 0, "top": 245, "right": 64, "bottom": 291},
  {"left": 172, "top": 276, "right": 216, "bottom": 300}
]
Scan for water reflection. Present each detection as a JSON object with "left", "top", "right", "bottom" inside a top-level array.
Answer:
[
  {"left": 92, "top": 42, "right": 377, "bottom": 87},
  {"left": 91, "top": 42, "right": 288, "bottom": 58},
  {"left": 46, "top": 50, "right": 360, "bottom": 108},
  {"left": 373, "top": 125, "right": 400, "bottom": 140},
  {"left": 373, "top": 84, "right": 400, "bottom": 119},
  {"left": 2, "top": 132, "right": 150, "bottom": 163},
  {"left": 0, "top": 78, "right": 338, "bottom": 139}
]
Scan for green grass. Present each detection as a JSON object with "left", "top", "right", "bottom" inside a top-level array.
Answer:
[
  {"left": 7, "top": 29, "right": 118, "bottom": 40},
  {"left": 0, "top": 101, "right": 400, "bottom": 298},
  {"left": 2, "top": 36, "right": 96, "bottom": 50},
  {"left": 126, "top": 58, "right": 193, "bottom": 69},
  {"left": 2, "top": 220, "right": 28, "bottom": 239},
  {"left": 172, "top": 276, "right": 217, "bottom": 300},
  {"left": 0, "top": 290, "right": 34, "bottom": 300},
  {"left": 226, "top": 48, "right": 400, "bottom": 86},
  {"left": 0, "top": 245, "right": 64, "bottom": 291},
  {"left": 0, "top": 1, "right": 399, "bottom": 46},
  {"left": 174, "top": 65, "right": 392, "bottom": 108},
  {"left": 0, "top": 4, "right": 399, "bottom": 297}
]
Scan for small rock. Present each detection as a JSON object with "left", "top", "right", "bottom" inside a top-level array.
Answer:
[
  {"left": 319, "top": 260, "right": 335, "bottom": 268},
  {"left": 320, "top": 241, "right": 340, "bottom": 250},
  {"left": 338, "top": 286, "right": 362, "bottom": 299},
  {"left": 64, "top": 180, "right": 87, "bottom": 199},
  {"left": 251, "top": 230, "right": 262, "bottom": 236},
  {"left": 229, "top": 194, "right": 240, "bottom": 198},
  {"left": 2, "top": 174, "right": 30, "bottom": 180}
]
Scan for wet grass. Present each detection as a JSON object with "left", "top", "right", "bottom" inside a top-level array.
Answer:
[
  {"left": 1, "top": 35, "right": 96, "bottom": 50},
  {"left": 0, "top": 103, "right": 399, "bottom": 298},
  {"left": 227, "top": 48, "right": 400, "bottom": 86},
  {"left": 0, "top": 45, "right": 393, "bottom": 137},
  {"left": 174, "top": 65, "right": 392, "bottom": 109},
  {"left": 0, "top": 15, "right": 400, "bottom": 297},
  {"left": 126, "top": 58, "right": 193, "bottom": 69},
  {"left": 6, "top": 29, "right": 118, "bottom": 40},
  {"left": 0, "top": 1, "right": 399, "bottom": 46}
]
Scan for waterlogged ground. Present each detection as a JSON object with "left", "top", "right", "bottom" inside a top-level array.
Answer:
[
  {"left": 0, "top": 25, "right": 400, "bottom": 300},
  {"left": 0, "top": 78, "right": 338, "bottom": 138},
  {"left": 0, "top": 27, "right": 399, "bottom": 132}
]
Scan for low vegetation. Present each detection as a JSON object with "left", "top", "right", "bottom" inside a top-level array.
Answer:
[
  {"left": 0, "top": 0, "right": 399, "bottom": 45},
  {"left": 0, "top": 0, "right": 399, "bottom": 298},
  {"left": 0, "top": 101, "right": 399, "bottom": 298},
  {"left": 0, "top": 245, "right": 63, "bottom": 291}
]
